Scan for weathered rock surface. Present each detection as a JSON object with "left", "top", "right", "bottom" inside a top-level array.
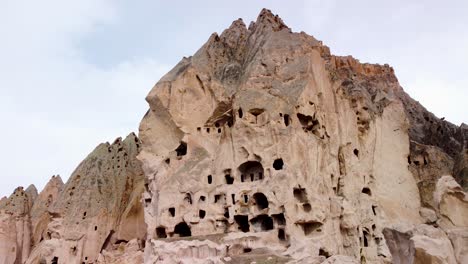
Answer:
[
  {"left": 0, "top": 133, "right": 146, "bottom": 264},
  {"left": 138, "top": 8, "right": 467, "bottom": 264},
  {"left": 1, "top": 8, "right": 467, "bottom": 264}
]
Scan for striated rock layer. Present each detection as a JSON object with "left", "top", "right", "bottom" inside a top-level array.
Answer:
[
  {"left": 138, "top": 9, "right": 467, "bottom": 264},
  {"left": 0, "top": 8, "right": 466, "bottom": 264}
]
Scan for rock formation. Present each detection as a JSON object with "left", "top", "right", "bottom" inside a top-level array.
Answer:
[
  {"left": 138, "top": 9, "right": 467, "bottom": 264},
  {"left": 0, "top": 8, "right": 466, "bottom": 264},
  {"left": 0, "top": 133, "right": 146, "bottom": 264}
]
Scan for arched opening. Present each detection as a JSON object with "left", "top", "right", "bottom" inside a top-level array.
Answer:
[
  {"left": 362, "top": 187, "right": 371, "bottom": 196},
  {"left": 51, "top": 257, "right": 58, "bottom": 264},
  {"left": 253, "top": 193, "right": 269, "bottom": 210},
  {"left": 156, "top": 227, "right": 167, "bottom": 238},
  {"left": 298, "top": 221, "right": 322, "bottom": 236},
  {"left": 174, "top": 222, "right": 191, "bottom": 237},
  {"left": 250, "top": 214, "right": 274, "bottom": 231},
  {"left": 273, "top": 158, "right": 284, "bottom": 170},
  {"left": 238, "top": 108, "right": 243, "bottom": 118},
  {"left": 234, "top": 215, "right": 249, "bottom": 232},
  {"left": 175, "top": 142, "right": 187, "bottom": 156},
  {"left": 283, "top": 114, "right": 290, "bottom": 127},
  {"left": 207, "top": 175, "right": 212, "bottom": 184},
  {"left": 238, "top": 161, "right": 264, "bottom": 182}
]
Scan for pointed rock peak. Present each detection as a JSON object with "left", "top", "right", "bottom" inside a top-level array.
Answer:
[
  {"left": 219, "top": 18, "right": 248, "bottom": 46},
  {"left": 47, "top": 174, "right": 64, "bottom": 187},
  {"left": 124, "top": 132, "right": 140, "bottom": 143},
  {"left": 250, "top": 8, "right": 289, "bottom": 33},
  {"left": 25, "top": 184, "right": 38, "bottom": 197}
]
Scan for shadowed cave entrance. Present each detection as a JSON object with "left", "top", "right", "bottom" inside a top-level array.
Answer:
[
  {"left": 174, "top": 222, "right": 191, "bottom": 237},
  {"left": 250, "top": 214, "right": 274, "bottom": 231},
  {"left": 238, "top": 161, "right": 264, "bottom": 182},
  {"left": 253, "top": 193, "right": 269, "bottom": 210}
]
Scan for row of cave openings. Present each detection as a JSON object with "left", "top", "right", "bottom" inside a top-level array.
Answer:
[
  {"left": 193, "top": 103, "right": 325, "bottom": 137},
  {"left": 206, "top": 159, "right": 284, "bottom": 186},
  {"left": 157, "top": 186, "right": 328, "bottom": 240}
]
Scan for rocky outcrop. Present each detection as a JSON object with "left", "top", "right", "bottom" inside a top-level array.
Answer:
[
  {"left": 0, "top": 8, "right": 466, "bottom": 264},
  {"left": 138, "top": 8, "right": 467, "bottom": 264},
  {"left": 0, "top": 133, "right": 146, "bottom": 264}
]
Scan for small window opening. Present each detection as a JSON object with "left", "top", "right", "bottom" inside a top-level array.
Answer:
[
  {"left": 174, "top": 222, "right": 191, "bottom": 237},
  {"left": 51, "top": 257, "right": 58, "bottom": 264},
  {"left": 184, "top": 193, "right": 192, "bottom": 204},
  {"left": 303, "top": 203, "right": 311, "bottom": 212},
  {"left": 273, "top": 158, "right": 284, "bottom": 170},
  {"left": 214, "top": 194, "right": 221, "bottom": 203},
  {"left": 243, "top": 248, "right": 252, "bottom": 253},
  {"left": 284, "top": 114, "right": 290, "bottom": 126},
  {"left": 225, "top": 174, "right": 234, "bottom": 184},
  {"left": 362, "top": 187, "right": 371, "bottom": 196},
  {"left": 94, "top": 226, "right": 97, "bottom": 231},
  {"left": 278, "top": 228, "right": 286, "bottom": 241},
  {"left": 206, "top": 127, "right": 210, "bottom": 133},
  {"left": 169, "top": 207, "right": 175, "bottom": 217},
  {"left": 199, "top": 196, "right": 206, "bottom": 202},
  {"left": 224, "top": 208, "right": 230, "bottom": 218},
  {"left": 156, "top": 227, "right": 167, "bottom": 238},
  {"left": 175, "top": 142, "right": 187, "bottom": 156},
  {"left": 199, "top": 210, "right": 206, "bottom": 219},
  {"left": 353, "top": 148, "right": 359, "bottom": 157},
  {"left": 231, "top": 194, "right": 235, "bottom": 204},
  {"left": 243, "top": 194, "right": 248, "bottom": 203},
  {"left": 238, "top": 108, "right": 243, "bottom": 118},
  {"left": 371, "top": 205, "right": 377, "bottom": 216},
  {"left": 207, "top": 175, "right": 212, "bottom": 184}
]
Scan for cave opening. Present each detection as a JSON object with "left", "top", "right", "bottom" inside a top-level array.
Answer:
[
  {"left": 253, "top": 192, "right": 269, "bottom": 210},
  {"left": 175, "top": 142, "right": 187, "bottom": 156},
  {"left": 250, "top": 214, "right": 274, "bottom": 231},
  {"left": 362, "top": 187, "right": 371, "bottom": 196},
  {"left": 234, "top": 215, "right": 250, "bottom": 232},
  {"left": 156, "top": 227, "right": 167, "bottom": 238},
  {"left": 273, "top": 158, "right": 284, "bottom": 170},
  {"left": 199, "top": 210, "right": 206, "bottom": 219},
  {"left": 238, "top": 161, "right": 264, "bottom": 182},
  {"left": 293, "top": 187, "right": 308, "bottom": 203},
  {"left": 174, "top": 222, "right": 191, "bottom": 237}
]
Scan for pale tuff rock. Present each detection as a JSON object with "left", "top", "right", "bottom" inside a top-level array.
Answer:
[
  {"left": 0, "top": 133, "right": 146, "bottom": 264},
  {"left": 138, "top": 8, "right": 467, "bottom": 264},
  {"left": 0, "top": 187, "right": 34, "bottom": 264},
  {"left": 0, "top": 8, "right": 467, "bottom": 264}
]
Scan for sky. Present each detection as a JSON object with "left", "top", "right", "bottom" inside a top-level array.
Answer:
[{"left": 0, "top": 0, "right": 467, "bottom": 197}]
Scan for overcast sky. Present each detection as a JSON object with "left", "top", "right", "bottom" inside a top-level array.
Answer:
[{"left": 0, "top": 0, "right": 467, "bottom": 197}]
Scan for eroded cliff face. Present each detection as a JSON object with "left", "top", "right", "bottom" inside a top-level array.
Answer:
[
  {"left": 1, "top": 8, "right": 467, "bottom": 264},
  {"left": 138, "top": 9, "right": 468, "bottom": 264},
  {"left": 0, "top": 133, "right": 146, "bottom": 264}
]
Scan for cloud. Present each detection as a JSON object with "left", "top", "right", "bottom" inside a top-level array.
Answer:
[{"left": 0, "top": 0, "right": 169, "bottom": 196}]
